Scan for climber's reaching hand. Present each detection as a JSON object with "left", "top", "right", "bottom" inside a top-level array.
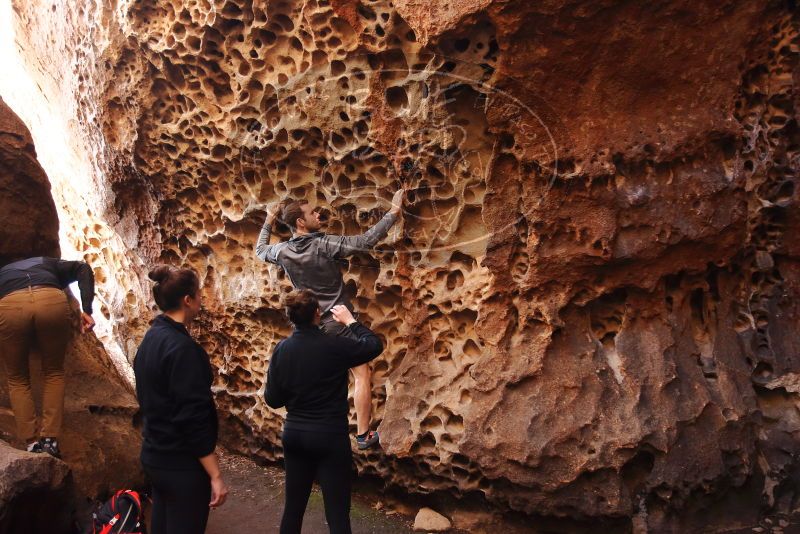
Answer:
[
  {"left": 390, "top": 188, "right": 406, "bottom": 216},
  {"left": 265, "top": 201, "right": 281, "bottom": 225}
]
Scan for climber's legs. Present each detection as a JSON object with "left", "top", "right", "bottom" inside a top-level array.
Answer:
[
  {"left": 351, "top": 363, "right": 372, "bottom": 436},
  {"left": 320, "top": 313, "right": 376, "bottom": 437}
]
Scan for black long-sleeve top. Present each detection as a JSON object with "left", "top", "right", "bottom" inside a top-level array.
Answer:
[
  {"left": 0, "top": 257, "right": 95, "bottom": 313},
  {"left": 133, "top": 315, "right": 218, "bottom": 469},
  {"left": 265, "top": 321, "right": 383, "bottom": 433}
]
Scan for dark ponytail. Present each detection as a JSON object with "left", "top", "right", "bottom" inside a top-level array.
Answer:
[{"left": 148, "top": 265, "right": 200, "bottom": 311}]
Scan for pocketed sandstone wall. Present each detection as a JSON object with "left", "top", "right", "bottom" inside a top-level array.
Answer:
[{"left": 5, "top": 0, "right": 800, "bottom": 530}]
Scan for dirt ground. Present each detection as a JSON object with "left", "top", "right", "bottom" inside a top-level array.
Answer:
[{"left": 206, "top": 450, "right": 415, "bottom": 534}]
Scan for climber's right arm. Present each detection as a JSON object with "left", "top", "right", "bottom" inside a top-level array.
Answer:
[
  {"left": 318, "top": 212, "right": 398, "bottom": 258},
  {"left": 318, "top": 189, "right": 405, "bottom": 258}
]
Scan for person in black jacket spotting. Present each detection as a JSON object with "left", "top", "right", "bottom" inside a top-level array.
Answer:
[
  {"left": 134, "top": 266, "right": 229, "bottom": 534},
  {"left": 266, "top": 289, "right": 383, "bottom": 534}
]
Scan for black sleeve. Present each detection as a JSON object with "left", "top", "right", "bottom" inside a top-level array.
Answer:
[
  {"left": 166, "top": 344, "right": 217, "bottom": 457},
  {"left": 265, "top": 346, "right": 289, "bottom": 409},
  {"left": 54, "top": 260, "right": 95, "bottom": 314},
  {"left": 329, "top": 322, "right": 383, "bottom": 371}
]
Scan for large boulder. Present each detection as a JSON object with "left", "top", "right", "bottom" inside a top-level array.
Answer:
[
  {"left": 0, "top": 439, "right": 72, "bottom": 534},
  {"left": 0, "top": 96, "right": 59, "bottom": 265}
]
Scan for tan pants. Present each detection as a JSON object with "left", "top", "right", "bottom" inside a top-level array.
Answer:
[{"left": 0, "top": 287, "right": 72, "bottom": 441}]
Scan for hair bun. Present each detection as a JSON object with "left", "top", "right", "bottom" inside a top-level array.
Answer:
[{"left": 148, "top": 266, "right": 171, "bottom": 283}]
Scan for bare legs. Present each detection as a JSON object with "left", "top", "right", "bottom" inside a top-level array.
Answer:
[{"left": 351, "top": 364, "right": 371, "bottom": 436}]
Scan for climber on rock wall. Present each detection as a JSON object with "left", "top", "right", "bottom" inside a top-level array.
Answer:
[{"left": 255, "top": 186, "right": 405, "bottom": 450}]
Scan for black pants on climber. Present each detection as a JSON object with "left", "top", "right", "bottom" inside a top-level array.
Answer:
[{"left": 280, "top": 428, "right": 353, "bottom": 534}]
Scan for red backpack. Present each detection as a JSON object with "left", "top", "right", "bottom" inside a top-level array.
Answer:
[{"left": 90, "top": 489, "right": 147, "bottom": 534}]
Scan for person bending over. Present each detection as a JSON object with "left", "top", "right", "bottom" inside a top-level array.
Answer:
[
  {"left": 134, "top": 266, "right": 228, "bottom": 534},
  {"left": 266, "top": 289, "right": 383, "bottom": 534},
  {"left": 0, "top": 256, "right": 96, "bottom": 458},
  {"left": 255, "top": 189, "right": 404, "bottom": 450}
]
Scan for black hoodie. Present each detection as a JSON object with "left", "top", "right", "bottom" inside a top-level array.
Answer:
[{"left": 134, "top": 315, "right": 218, "bottom": 469}]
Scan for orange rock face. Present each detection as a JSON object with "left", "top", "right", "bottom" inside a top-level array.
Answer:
[
  {"left": 0, "top": 97, "right": 59, "bottom": 265},
  {"left": 6, "top": 0, "right": 800, "bottom": 530},
  {"left": 0, "top": 92, "right": 142, "bottom": 502}
]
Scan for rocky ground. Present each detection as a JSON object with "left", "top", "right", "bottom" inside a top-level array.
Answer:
[{"left": 209, "top": 450, "right": 800, "bottom": 534}]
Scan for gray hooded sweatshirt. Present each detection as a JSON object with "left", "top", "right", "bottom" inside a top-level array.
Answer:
[{"left": 255, "top": 212, "right": 398, "bottom": 314}]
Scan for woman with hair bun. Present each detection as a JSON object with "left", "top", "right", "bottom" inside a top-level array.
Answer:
[{"left": 134, "top": 265, "right": 228, "bottom": 534}]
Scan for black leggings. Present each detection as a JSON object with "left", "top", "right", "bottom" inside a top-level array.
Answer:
[
  {"left": 144, "top": 465, "right": 211, "bottom": 534},
  {"left": 280, "top": 428, "right": 353, "bottom": 534}
]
